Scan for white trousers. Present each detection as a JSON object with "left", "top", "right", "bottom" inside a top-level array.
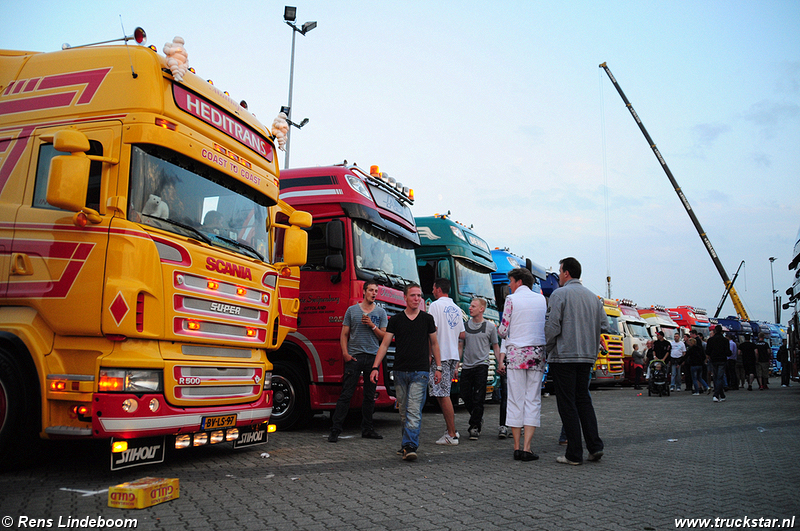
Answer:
[{"left": 506, "top": 368, "right": 543, "bottom": 428}]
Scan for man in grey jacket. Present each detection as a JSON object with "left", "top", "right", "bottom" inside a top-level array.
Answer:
[{"left": 545, "top": 257, "right": 608, "bottom": 466}]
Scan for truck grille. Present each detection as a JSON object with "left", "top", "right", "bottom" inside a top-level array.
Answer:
[{"left": 167, "top": 364, "right": 264, "bottom": 405}]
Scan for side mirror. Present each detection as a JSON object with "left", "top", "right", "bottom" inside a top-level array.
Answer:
[
  {"left": 281, "top": 226, "right": 308, "bottom": 267},
  {"left": 324, "top": 254, "right": 345, "bottom": 272},
  {"left": 46, "top": 130, "right": 92, "bottom": 213},
  {"left": 289, "top": 210, "right": 312, "bottom": 228},
  {"left": 326, "top": 219, "right": 344, "bottom": 251}
]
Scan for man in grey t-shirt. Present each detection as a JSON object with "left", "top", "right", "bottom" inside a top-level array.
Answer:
[
  {"left": 328, "top": 281, "right": 388, "bottom": 442},
  {"left": 459, "top": 297, "right": 499, "bottom": 440}
]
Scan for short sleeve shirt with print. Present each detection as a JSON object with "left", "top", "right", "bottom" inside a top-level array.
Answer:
[{"left": 461, "top": 319, "right": 498, "bottom": 369}]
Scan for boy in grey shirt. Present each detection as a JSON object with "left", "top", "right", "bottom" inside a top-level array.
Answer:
[
  {"left": 328, "top": 281, "right": 388, "bottom": 442},
  {"left": 459, "top": 297, "right": 500, "bottom": 440}
]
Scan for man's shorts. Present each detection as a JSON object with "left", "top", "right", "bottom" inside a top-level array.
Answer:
[
  {"left": 429, "top": 359, "right": 458, "bottom": 397},
  {"left": 756, "top": 362, "right": 770, "bottom": 379}
]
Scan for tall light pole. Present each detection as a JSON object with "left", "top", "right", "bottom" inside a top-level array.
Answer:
[
  {"left": 769, "top": 256, "right": 778, "bottom": 322},
  {"left": 283, "top": 6, "right": 316, "bottom": 169}
]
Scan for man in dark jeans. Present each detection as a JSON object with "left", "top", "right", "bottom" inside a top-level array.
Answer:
[
  {"left": 459, "top": 297, "right": 500, "bottom": 440},
  {"left": 706, "top": 325, "right": 731, "bottom": 403},
  {"left": 328, "top": 281, "right": 387, "bottom": 442},
  {"left": 545, "top": 257, "right": 608, "bottom": 466}
]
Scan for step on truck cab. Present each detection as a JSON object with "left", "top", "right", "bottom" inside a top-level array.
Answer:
[
  {"left": 276, "top": 163, "right": 419, "bottom": 429},
  {"left": 0, "top": 32, "right": 310, "bottom": 469},
  {"left": 415, "top": 214, "right": 499, "bottom": 400}
]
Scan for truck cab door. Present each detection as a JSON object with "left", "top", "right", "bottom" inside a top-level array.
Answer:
[{"left": 8, "top": 123, "right": 121, "bottom": 337}]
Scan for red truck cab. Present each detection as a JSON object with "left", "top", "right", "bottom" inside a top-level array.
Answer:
[{"left": 274, "top": 163, "right": 419, "bottom": 429}]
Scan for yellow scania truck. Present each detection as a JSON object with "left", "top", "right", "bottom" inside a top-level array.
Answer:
[{"left": 0, "top": 30, "right": 310, "bottom": 469}]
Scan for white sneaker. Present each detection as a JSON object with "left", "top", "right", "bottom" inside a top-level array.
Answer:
[
  {"left": 712, "top": 397, "right": 719, "bottom": 402},
  {"left": 675, "top": 388, "right": 681, "bottom": 392},
  {"left": 436, "top": 434, "right": 459, "bottom": 445}
]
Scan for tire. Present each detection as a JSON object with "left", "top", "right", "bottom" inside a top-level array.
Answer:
[
  {"left": 0, "top": 346, "right": 40, "bottom": 469},
  {"left": 270, "top": 359, "right": 311, "bottom": 431}
]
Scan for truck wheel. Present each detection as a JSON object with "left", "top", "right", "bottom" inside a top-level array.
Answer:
[
  {"left": 0, "top": 347, "right": 39, "bottom": 469},
  {"left": 270, "top": 359, "right": 311, "bottom": 431}
]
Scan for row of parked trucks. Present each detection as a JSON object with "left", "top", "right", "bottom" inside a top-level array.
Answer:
[{"left": 0, "top": 33, "right": 788, "bottom": 470}]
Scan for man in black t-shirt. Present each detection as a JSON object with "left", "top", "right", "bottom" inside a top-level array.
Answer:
[
  {"left": 754, "top": 332, "right": 771, "bottom": 390},
  {"left": 371, "top": 283, "right": 441, "bottom": 461},
  {"left": 738, "top": 335, "right": 757, "bottom": 391}
]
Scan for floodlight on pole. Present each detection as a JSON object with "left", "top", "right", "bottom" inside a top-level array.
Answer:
[
  {"left": 283, "top": 6, "right": 316, "bottom": 169},
  {"left": 769, "top": 256, "right": 779, "bottom": 323}
]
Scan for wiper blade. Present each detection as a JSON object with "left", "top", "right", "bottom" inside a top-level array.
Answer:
[
  {"left": 142, "top": 214, "right": 211, "bottom": 243},
  {"left": 213, "top": 233, "right": 263, "bottom": 261},
  {"left": 360, "top": 267, "right": 392, "bottom": 285}
]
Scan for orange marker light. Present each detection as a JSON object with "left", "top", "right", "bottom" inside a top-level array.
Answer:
[
  {"left": 187, "top": 321, "right": 201, "bottom": 331},
  {"left": 155, "top": 118, "right": 177, "bottom": 131},
  {"left": 207, "top": 281, "right": 219, "bottom": 290},
  {"left": 98, "top": 375, "right": 123, "bottom": 392},
  {"left": 237, "top": 287, "right": 247, "bottom": 296},
  {"left": 246, "top": 328, "right": 257, "bottom": 337}
]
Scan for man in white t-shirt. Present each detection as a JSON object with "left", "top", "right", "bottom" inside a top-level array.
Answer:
[
  {"left": 669, "top": 332, "right": 687, "bottom": 391},
  {"left": 427, "top": 278, "right": 465, "bottom": 445}
]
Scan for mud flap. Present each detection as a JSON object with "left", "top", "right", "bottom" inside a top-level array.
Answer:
[{"left": 110, "top": 436, "right": 166, "bottom": 471}]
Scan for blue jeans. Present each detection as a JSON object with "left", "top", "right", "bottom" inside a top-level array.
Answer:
[
  {"left": 713, "top": 363, "right": 727, "bottom": 399},
  {"left": 670, "top": 362, "right": 682, "bottom": 390},
  {"left": 551, "top": 362, "right": 603, "bottom": 463},
  {"left": 691, "top": 366, "right": 708, "bottom": 392},
  {"left": 394, "top": 371, "right": 428, "bottom": 451}
]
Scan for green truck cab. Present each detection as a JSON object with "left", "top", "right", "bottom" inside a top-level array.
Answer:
[{"left": 414, "top": 214, "right": 499, "bottom": 400}]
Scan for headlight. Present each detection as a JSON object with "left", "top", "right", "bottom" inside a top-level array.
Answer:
[
  {"left": 99, "top": 368, "right": 163, "bottom": 392},
  {"left": 263, "top": 371, "right": 272, "bottom": 390}
]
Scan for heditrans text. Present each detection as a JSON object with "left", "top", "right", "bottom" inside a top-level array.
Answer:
[
  {"left": 15, "top": 515, "right": 138, "bottom": 528},
  {"left": 675, "top": 516, "right": 796, "bottom": 529}
]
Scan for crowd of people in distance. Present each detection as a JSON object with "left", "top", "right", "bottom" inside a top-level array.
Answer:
[{"left": 638, "top": 327, "right": 789, "bottom": 402}]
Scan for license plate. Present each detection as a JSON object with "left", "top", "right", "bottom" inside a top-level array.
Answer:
[
  {"left": 202, "top": 414, "right": 237, "bottom": 430},
  {"left": 233, "top": 425, "right": 268, "bottom": 449}
]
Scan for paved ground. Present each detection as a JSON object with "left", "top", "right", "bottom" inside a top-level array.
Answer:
[{"left": 1, "top": 384, "right": 799, "bottom": 530}]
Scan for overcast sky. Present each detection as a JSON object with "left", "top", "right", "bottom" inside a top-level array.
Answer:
[{"left": 3, "top": 0, "right": 798, "bottom": 324}]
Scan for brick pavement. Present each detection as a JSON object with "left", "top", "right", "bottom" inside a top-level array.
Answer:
[{"left": 0, "top": 385, "right": 798, "bottom": 530}]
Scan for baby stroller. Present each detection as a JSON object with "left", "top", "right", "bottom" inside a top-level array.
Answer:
[{"left": 648, "top": 360, "right": 670, "bottom": 397}]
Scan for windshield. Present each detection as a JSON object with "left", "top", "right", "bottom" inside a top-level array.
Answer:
[
  {"left": 128, "top": 144, "right": 270, "bottom": 261},
  {"left": 628, "top": 322, "right": 651, "bottom": 339},
  {"left": 352, "top": 219, "right": 419, "bottom": 288},
  {"left": 454, "top": 258, "right": 495, "bottom": 302},
  {"left": 606, "top": 315, "right": 621, "bottom": 335}
]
